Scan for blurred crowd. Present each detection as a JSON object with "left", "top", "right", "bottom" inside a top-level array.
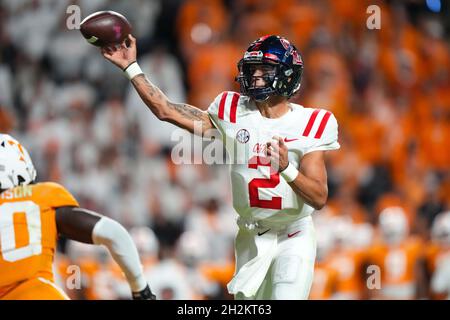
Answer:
[{"left": 0, "top": 0, "right": 449, "bottom": 299}]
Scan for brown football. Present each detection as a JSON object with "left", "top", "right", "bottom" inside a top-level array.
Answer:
[{"left": 80, "top": 11, "right": 132, "bottom": 47}]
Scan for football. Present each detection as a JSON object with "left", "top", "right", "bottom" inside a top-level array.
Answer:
[{"left": 80, "top": 11, "right": 132, "bottom": 47}]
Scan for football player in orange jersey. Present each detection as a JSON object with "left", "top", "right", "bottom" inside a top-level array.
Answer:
[
  {"left": 367, "top": 207, "right": 425, "bottom": 300},
  {"left": 0, "top": 134, "right": 156, "bottom": 300},
  {"left": 326, "top": 217, "right": 367, "bottom": 300}
]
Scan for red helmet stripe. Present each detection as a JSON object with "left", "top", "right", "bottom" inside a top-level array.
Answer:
[{"left": 263, "top": 53, "right": 279, "bottom": 61}]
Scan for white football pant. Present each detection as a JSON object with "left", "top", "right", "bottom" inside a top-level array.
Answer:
[{"left": 233, "top": 215, "right": 316, "bottom": 300}]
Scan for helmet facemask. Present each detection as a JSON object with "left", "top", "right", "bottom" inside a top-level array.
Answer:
[{"left": 237, "top": 61, "right": 278, "bottom": 101}]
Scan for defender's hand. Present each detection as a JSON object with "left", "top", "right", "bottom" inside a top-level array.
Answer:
[
  {"left": 132, "top": 284, "right": 156, "bottom": 300},
  {"left": 101, "top": 34, "right": 137, "bottom": 70},
  {"left": 266, "top": 136, "right": 289, "bottom": 173}
]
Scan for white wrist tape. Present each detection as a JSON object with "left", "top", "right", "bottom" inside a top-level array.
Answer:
[
  {"left": 123, "top": 62, "right": 143, "bottom": 80},
  {"left": 280, "top": 162, "right": 299, "bottom": 182},
  {"left": 92, "top": 217, "right": 147, "bottom": 292}
]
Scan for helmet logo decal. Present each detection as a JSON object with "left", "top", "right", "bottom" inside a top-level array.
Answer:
[
  {"left": 292, "top": 50, "right": 302, "bottom": 65},
  {"left": 244, "top": 51, "right": 263, "bottom": 61},
  {"left": 0, "top": 134, "right": 37, "bottom": 189},
  {"left": 280, "top": 38, "right": 291, "bottom": 51}
]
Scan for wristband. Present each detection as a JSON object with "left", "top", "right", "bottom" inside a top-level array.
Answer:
[
  {"left": 123, "top": 61, "right": 143, "bottom": 80},
  {"left": 280, "top": 162, "right": 299, "bottom": 182}
]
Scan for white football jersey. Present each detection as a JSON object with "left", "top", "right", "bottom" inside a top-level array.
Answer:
[{"left": 207, "top": 91, "right": 340, "bottom": 226}]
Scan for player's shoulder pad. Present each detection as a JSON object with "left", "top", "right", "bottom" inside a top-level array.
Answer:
[
  {"left": 301, "top": 108, "right": 340, "bottom": 154},
  {"left": 34, "top": 182, "right": 68, "bottom": 194},
  {"left": 207, "top": 91, "right": 242, "bottom": 123},
  {"left": 300, "top": 108, "right": 338, "bottom": 142},
  {"left": 33, "top": 182, "right": 79, "bottom": 209}
]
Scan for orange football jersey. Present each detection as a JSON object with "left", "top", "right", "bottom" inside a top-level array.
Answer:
[
  {"left": 368, "top": 237, "right": 423, "bottom": 299},
  {"left": 0, "top": 182, "right": 79, "bottom": 297},
  {"left": 327, "top": 249, "right": 366, "bottom": 299}
]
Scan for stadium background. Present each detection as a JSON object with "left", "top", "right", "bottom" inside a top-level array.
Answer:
[{"left": 0, "top": 0, "right": 449, "bottom": 299}]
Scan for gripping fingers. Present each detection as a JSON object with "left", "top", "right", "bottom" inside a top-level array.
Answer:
[
  {"left": 125, "top": 34, "right": 136, "bottom": 48},
  {"left": 266, "top": 141, "right": 274, "bottom": 156},
  {"left": 101, "top": 47, "right": 112, "bottom": 58},
  {"left": 276, "top": 136, "right": 285, "bottom": 147}
]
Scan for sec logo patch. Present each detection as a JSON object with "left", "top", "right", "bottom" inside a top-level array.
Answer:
[{"left": 236, "top": 129, "right": 250, "bottom": 144}]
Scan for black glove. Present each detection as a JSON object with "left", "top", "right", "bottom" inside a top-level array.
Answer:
[{"left": 132, "top": 285, "right": 156, "bottom": 300}]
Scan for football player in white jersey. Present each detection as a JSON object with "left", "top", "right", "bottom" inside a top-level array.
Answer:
[{"left": 101, "top": 34, "right": 340, "bottom": 299}]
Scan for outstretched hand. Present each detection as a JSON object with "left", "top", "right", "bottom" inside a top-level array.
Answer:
[{"left": 101, "top": 34, "right": 137, "bottom": 70}]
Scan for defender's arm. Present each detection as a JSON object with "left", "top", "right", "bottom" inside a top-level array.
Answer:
[{"left": 55, "top": 206, "right": 156, "bottom": 299}]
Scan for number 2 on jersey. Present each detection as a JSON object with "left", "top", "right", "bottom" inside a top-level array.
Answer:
[
  {"left": 248, "top": 156, "right": 282, "bottom": 210},
  {"left": 0, "top": 201, "right": 42, "bottom": 262}
]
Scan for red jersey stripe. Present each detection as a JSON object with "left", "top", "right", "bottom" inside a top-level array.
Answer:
[
  {"left": 218, "top": 92, "right": 228, "bottom": 120},
  {"left": 229, "top": 93, "right": 240, "bottom": 123},
  {"left": 314, "top": 111, "right": 332, "bottom": 139},
  {"left": 302, "top": 109, "right": 320, "bottom": 137}
]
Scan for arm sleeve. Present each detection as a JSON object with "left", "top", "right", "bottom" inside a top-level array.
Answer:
[
  {"left": 92, "top": 217, "right": 147, "bottom": 292},
  {"left": 304, "top": 112, "right": 340, "bottom": 155}
]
